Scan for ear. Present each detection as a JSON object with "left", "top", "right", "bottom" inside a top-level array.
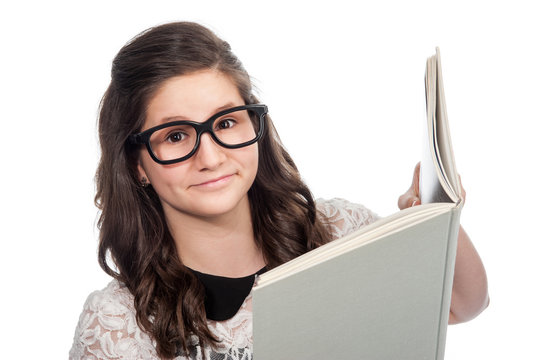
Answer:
[{"left": 137, "top": 160, "right": 149, "bottom": 183}]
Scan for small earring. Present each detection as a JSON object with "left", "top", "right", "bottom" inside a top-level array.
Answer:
[{"left": 141, "top": 177, "right": 149, "bottom": 188}]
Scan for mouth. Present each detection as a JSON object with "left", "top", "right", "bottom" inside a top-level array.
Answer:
[{"left": 193, "top": 174, "right": 235, "bottom": 188}]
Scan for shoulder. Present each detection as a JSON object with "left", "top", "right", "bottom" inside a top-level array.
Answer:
[
  {"left": 316, "top": 198, "right": 380, "bottom": 240},
  {"left": 69, "top": 280, "right": 158, "bottom": 360},
  {"left": 82, "top": 279, "right": 135, "bottom": 315}
]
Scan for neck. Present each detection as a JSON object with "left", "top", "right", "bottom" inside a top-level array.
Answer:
[{"left": 163, "top": 196, "right": 266, "bottom": 278}]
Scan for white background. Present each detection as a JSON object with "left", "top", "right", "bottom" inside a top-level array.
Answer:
[{"left": 1, "top": 0, "right": 539, "bottom": 358}]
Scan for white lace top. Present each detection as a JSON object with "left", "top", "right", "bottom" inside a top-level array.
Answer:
[{"left": 70, "top": 198, "right": 379, "bottom": 360}]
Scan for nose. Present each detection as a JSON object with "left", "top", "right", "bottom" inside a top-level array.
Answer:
[{"left": 194, "top": 132, "right": 226, "bottom": 170}]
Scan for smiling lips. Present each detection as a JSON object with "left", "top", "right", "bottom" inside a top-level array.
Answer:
[{"left": 193, "top": 174, "right": 235, "bottom": 188}]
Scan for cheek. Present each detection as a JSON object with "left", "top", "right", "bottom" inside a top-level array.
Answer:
[
  {"left": 242, "top": 144, "right": 259, "bottom": 179},
  {"left": 140, "top": 153, "right": 190, "bottom": 190}
]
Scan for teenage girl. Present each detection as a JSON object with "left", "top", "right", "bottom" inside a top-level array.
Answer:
[{"left": 70, "top": 22, "right": 488, "bottom": 360}]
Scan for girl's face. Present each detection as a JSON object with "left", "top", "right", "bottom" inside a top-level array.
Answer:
[{"left": 137, "top": 69, "right": 259, "bottom": 220}]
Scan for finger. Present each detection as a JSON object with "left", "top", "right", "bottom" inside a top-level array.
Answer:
[
  {"left": 398, "top": 193, "right": 409, "bottom": 210},
  {"left": 413, "top": 162, "right": 420, "bottom": 195},
  {"left": 398, "top": 192, "right": 421, "bottom": 210}
]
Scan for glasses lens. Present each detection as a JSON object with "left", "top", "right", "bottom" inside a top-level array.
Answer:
[
  {"left": 149, "top": 124, "right": 197, "bottom": 162},
  {"left": 212, "top": 108, "right": 261, "bottom": 146}
]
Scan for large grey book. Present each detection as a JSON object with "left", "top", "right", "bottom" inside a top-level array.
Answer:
[{"left": 252, "top": 48, "right": 463, "bottom": 360}]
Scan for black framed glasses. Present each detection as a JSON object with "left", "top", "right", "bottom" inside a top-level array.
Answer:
[{"left": 128, "top": 104, "right": 267, "bottom": 165}]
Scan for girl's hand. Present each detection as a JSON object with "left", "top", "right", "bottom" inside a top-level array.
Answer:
[
  {"left": 397, "top": 162, "right": 466, "bottom": 210},
  {"left": 397, "top": 162, "right": 421, "bottom": 210}
]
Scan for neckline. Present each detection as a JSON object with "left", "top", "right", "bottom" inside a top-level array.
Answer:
[{"left": 188, "top": 266, "right": 267, "bottom": 280}]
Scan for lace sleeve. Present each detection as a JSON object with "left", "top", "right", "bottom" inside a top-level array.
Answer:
[
  {"left": 69, "top": 281, "right": 159, "bottom": 360},
  {"left": 316, "top": 198, "right": 380, "bottom": 240}
]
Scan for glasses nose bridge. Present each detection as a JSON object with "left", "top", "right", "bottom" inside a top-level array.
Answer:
[{"left": 193, "top": 118, "right": 221, "bottom": 151}]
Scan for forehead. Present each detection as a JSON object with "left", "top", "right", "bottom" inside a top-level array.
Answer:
[{"left": 145, "top": 69, "right": 244, "bottom": 127}]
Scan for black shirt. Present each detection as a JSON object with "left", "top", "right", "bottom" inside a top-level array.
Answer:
[{"left": 188, "top": 267, "right": 267, "bottom": 321}]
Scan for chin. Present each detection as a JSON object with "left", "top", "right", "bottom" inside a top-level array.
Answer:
[{"left": 185, "top": 192, "right": 250, "bottom": 218}]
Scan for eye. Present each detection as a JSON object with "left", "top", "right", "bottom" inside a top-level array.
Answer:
[
  {"left": 216, "top": 118, "right": 236, "bottom": 130},
  {"left": 165, "top": 131, "right": 188, "bottom": 143}
]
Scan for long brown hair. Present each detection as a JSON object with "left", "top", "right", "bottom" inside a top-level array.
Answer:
[{"left": 95, "top": 22, "right": 331, "bottom": 358}]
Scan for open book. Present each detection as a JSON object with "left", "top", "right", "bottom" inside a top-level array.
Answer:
[{"left": 252, "top": 48, "right": 464, "bottom": 360}]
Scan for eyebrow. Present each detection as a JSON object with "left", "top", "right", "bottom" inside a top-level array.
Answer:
[{"left": 160, "top": 102, "right": 239, "bottom": 124}]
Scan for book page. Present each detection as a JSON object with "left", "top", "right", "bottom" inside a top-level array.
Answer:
[
  {"left": 420, "top": 48, "right": 460, "bottom": 204},
  {"left": 434, "top": 49, "right": 461, "bottom": 197}
]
